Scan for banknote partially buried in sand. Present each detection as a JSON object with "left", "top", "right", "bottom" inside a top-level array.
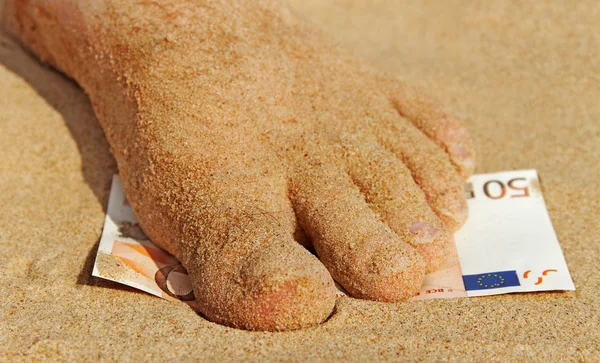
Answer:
[{"left": 93, "top": 169, "right": 574, "bottom": 310}]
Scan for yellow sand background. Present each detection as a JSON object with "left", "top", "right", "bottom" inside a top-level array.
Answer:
[{"left": 1, "top": 0, "right": 599, "bottom": 360}]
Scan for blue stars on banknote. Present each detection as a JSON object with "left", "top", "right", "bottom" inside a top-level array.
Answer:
[{"left": 462, "top": 270, "right": 521, "bottom": 291}]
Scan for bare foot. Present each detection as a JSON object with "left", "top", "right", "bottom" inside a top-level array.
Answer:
[{"left": 5, "top": 0, "right": 475, "bottom": 331}]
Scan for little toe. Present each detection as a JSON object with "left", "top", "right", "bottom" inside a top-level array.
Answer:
[
  {"left": 289, "top": 155, "right": 425, "bottom": 301},
  {"left": 342, "top": 134, "right": 453, "bottom": 272},
  {"left": 373, "top": 114, "right": 468, "bottom": 231},
  {"left": 384, "top": 80, "right": 476, "bottom": 178}
]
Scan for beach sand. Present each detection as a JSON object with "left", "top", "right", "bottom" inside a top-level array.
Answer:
[{"left": 1, "top": 0, "right": 599, "bottom": 360}]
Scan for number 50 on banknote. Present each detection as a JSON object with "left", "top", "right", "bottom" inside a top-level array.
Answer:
[{"left": 453, "top": 169, "right": 575, "bottom": 297}]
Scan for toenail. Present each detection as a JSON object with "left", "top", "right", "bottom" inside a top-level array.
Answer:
[
  {"left": 449, "top": 144, "right": 471, "bottom": 159},
  {"left": 439, "top": 200, "right": 468, "bottom": 221},
  {"left": 409, "top": 221, "right": 441, "bottom": 244},
  {"left": 449, "top": 145, "right": 475, "bottom": 177}
]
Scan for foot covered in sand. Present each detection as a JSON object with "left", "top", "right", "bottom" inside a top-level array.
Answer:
[{"left": 6, "top": 0, "right": 475, "bottom": 331}]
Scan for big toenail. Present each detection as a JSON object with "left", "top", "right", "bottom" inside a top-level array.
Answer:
[{"left": 409, "top": 221, "right": 441, "bottom": 244}]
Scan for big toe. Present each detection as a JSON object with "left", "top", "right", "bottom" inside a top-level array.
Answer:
[{"left": 192, "top": 237, "right": 336, "bottom": 331}]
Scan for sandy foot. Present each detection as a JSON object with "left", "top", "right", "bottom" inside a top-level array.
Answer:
[{"left": 5, "top": 0, "right": 474, "bottom": 331}]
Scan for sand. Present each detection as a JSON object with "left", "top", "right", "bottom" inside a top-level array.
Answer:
[{"left": 1, "top": 0, "right": 599, "bottom": 360}]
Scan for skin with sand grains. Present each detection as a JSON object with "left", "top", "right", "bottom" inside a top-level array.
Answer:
[{"left": 4, "top": 0, "right": 474, "bottom": 331}]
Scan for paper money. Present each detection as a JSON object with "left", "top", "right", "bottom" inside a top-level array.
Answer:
[{"left": 92, "top": 170, "right": 575, "bottom": 306}]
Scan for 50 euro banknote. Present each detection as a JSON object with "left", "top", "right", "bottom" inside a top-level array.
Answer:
[{"left": 92, "top": 169, "right": 575, "bottom": 306}]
